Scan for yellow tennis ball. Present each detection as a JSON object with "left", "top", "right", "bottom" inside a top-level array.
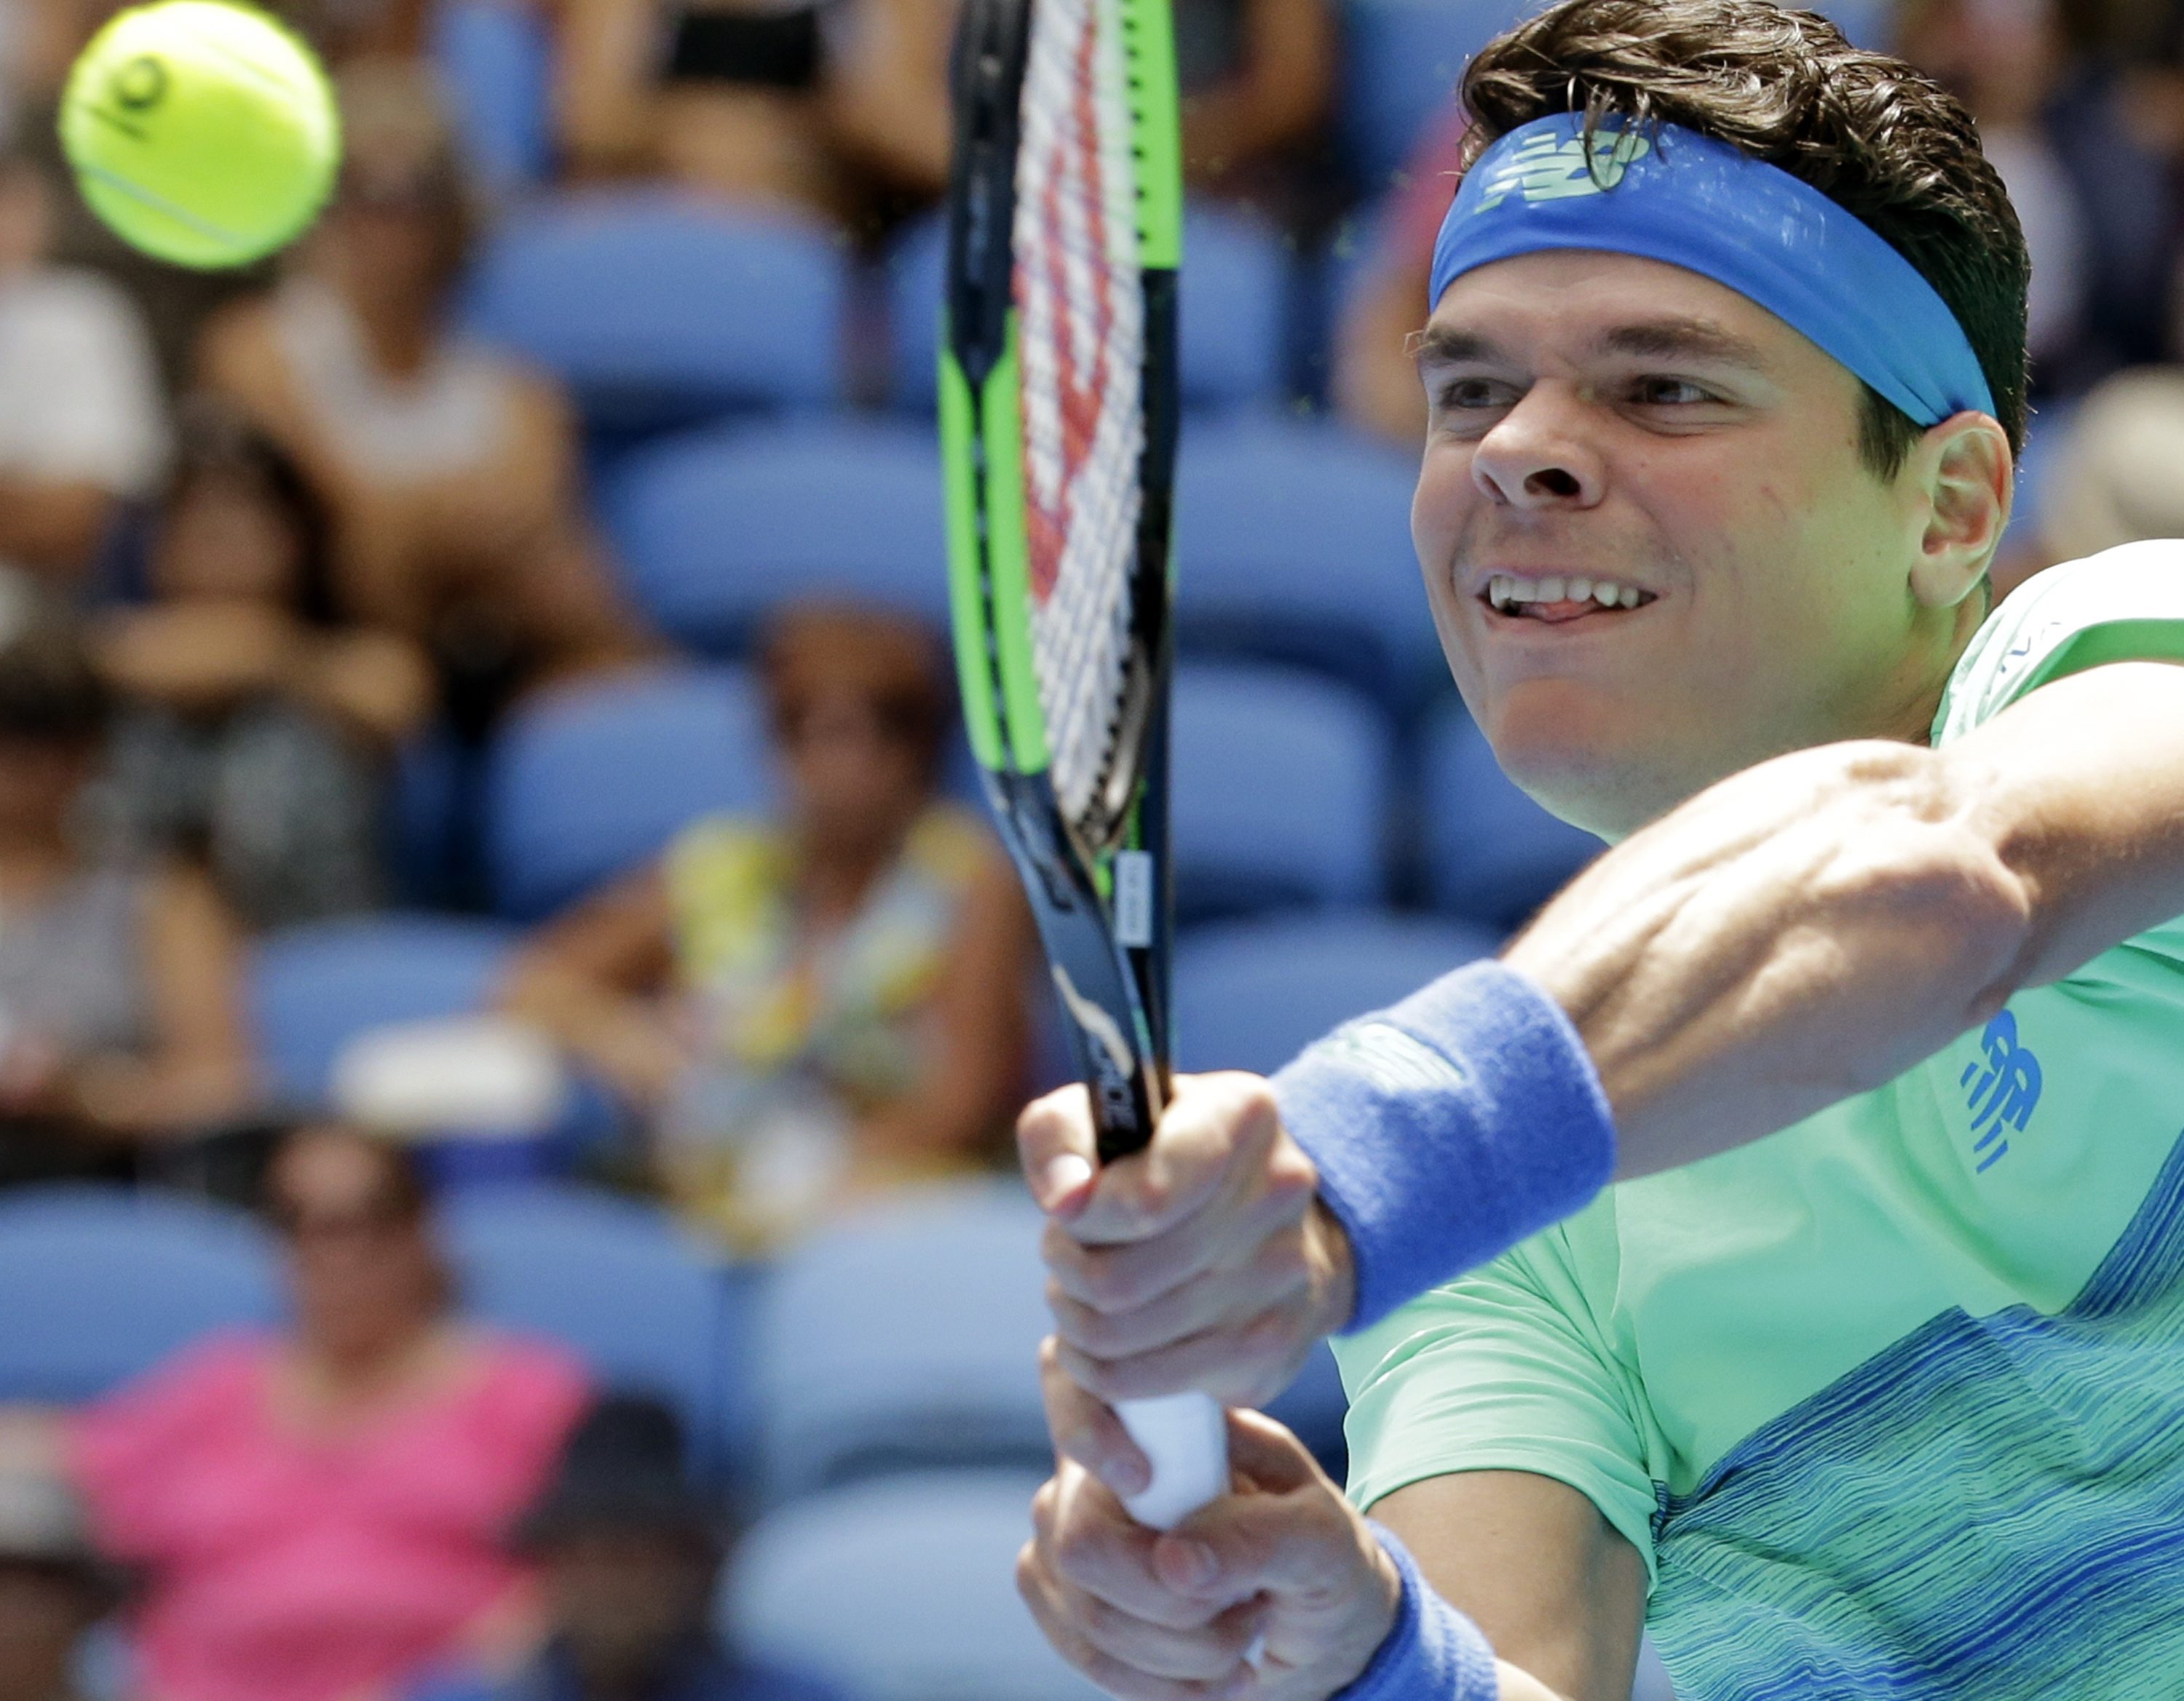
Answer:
[{"left": 58, "top": 0, "right": 341, "bottom": 271}]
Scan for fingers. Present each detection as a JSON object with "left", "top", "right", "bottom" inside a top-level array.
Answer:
[
  {"left": 1029, "top": 1465, "right": 1251, "bottom": 1631},
  {"left": 1221, "top": 1408, "right": 1329, "bottom": 1499},
  {"left": 1040, "top": 1335, "right": 1151, "bottom": 1501},
  {"left": 1051, "top": 1306, "right": 1315, "bottom": 1408},
  {"left": 1046, "top": 1229, "right": 1310, "bottom": 1364},
  {"left": 1018, "top": 1557, "right": 1257, "bottom": 1701},
  {"left": 1064, "top": 1074, "right": 1288, "bottom": 1248},
  {"left": 1018, "top": 1086, "right": 1100, "bottom": 1218},
  {"left": 1021, "top": 1465, "right": 1265, "bottom": 1701}
]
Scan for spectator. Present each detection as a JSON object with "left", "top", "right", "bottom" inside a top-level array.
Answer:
[
  {"left": 1332, "top": 102, "right": 1465, "bottom": 445},
  {"left": 557, "top": 0, "right": 851, "bottom": 219},
  {"left": 92, "top": 403, "right": 433, "bottom": 931},
  {"left": 557, "top": 0, "right": 962, "bottom": 237},
  {"left": 1174, "top": 0, "right": 1336, "bottom": 218},
  {"left": 411, "top": 1394, "right": 840, "bottom": 1701},
  {"left": 2009, "top": 365, "right": 2184, "bottom": 593},
  {"left": 502, "top": 606, "right": 1036, "bottom": 1253},
  {"left": 1894, "top": 0, "right": 2092, "bottom": 374},
  {"left": 0, "top": 136, "right": 169, "bottom": 587},
  {"left": 198, "top": 60, "right": 647, "bottom": 744},
  {"left": 65, "top": 1124, "right": 592, "bottom": 1701},
  {"left": 0, "top": 1467, "right": 121, "bottom": 1701},
  {"left": 0, "top": 591, "right": 255, "bottom": 1189}
]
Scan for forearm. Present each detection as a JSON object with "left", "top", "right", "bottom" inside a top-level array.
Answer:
[
  {"left": 1275, "top": 738, "right": 2029, "bottom": 1326},
  {"left": 1505, "top": 737, "right": 2027, "bottom": 1179},
  {"left": 502, "top": 964, "right": 684, "bottom": 1106}
]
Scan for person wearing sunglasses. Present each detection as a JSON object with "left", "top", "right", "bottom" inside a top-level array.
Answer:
[
  {"left": 62, "top": 1125, "right": 591, "bottom": 1701},
  {"left": 504, "top": 603, "right": 1037, "bottom": 1252}
]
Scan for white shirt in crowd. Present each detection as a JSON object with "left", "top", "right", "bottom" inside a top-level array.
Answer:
[{"left": 0, "top": 266, "right": 170, "bottom": 504}]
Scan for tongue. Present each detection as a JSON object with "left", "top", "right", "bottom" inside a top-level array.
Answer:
[{"left": 1522, "top": 598, "right": 1607, "bottom": 623}]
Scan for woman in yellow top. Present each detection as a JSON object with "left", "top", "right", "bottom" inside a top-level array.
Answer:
[{"left": 505, "top": 606, "right": 1037, "bottom": 1250}]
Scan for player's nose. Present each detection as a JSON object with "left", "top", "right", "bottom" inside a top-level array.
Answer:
[{"left": 1471, "top": 389, "right": 1607, "bottom": 510}]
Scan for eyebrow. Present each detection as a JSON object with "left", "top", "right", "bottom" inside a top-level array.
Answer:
[{"left": 1413, "top": 316, "right": 1771, "bottom": 370}]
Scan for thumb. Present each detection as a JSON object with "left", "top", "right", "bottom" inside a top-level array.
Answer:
[
  {"left": 1224, "top": 1408, "right": 1329, "bottom": 1497},
  {"left": 1018, "top": 1086, "right": 1098, "bottom": 1218},
  {"left": 1151, "top": 1481, "right": 1345, "bottom": 1602}
]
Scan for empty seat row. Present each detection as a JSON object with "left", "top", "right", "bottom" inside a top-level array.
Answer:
[
  {"left": 461, "top": 193, "right": 1303, "bottom": 432},
  {"left": 0, "top": 1181, "right": 1346, "bottom": 1502},
  {"left": 480, "top": 657, "right": 1599, "bottom": 925},
  {"left": 595, "top": 414, "right": 1439, "bottom": 710}
]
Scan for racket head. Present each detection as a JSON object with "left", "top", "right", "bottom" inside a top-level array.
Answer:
[{"left": 941, "top": 0, "right": 1183, "bottom": 1154}]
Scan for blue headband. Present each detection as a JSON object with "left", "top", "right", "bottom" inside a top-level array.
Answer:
[{"left": 1428, "top": 114, "right": 1996, "bottom": 427}]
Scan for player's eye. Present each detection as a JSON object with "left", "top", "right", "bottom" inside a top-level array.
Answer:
[
  {"left": 1629, "top": 376, "right": 1717, "bottom": 407},
  {"left": 1431, "top": 375, "right": 1521, "bottom": 413}
]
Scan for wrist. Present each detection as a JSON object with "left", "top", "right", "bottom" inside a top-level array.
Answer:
[
  {"left": 1332, "top": 1526, "right": 1498, "bottom": 1701},
  {"left": 1273, "top": 959, "right": 1615, "bottom": 1330},
  {"left": 1305, "top": 1195, "right": 1358, "bottom": 1341}
]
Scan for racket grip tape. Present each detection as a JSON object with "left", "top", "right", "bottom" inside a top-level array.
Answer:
[{"left": 1115, "top": 1391, "right": 1230, "bottom": 1528}]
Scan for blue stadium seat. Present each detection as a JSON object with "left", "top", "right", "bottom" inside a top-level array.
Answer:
[
  {"left": 1173, "top": 909, "right": 1502, "bottom": 1075},
  {"left": 1173, "top": 417, "right": 1440, "bottom": 707},
  {"left": 1171, "top": 663, "right": 1395, "bottom": 921},
  {"left": 438, "top": 1184, "right": 740, "bottom": 1477},
  {"left": 1421, "top": 699, "right": 1604, "bottom": 929},
  {"left": 0, "top": 1188, "right": 279, "bottom": 1401},
  {"left": 464, "top": 191, "right": 845, "bottom": 431},
  {"left": 1340, "top": 0, "right": 1534, "bottom": 195},
  {"left": 887, "top": 202, "right": 1291, "bottom": 412},
  {"left": 251, "top": 913, "right": 521, "bottom": 1107},
  {"left": 483, "top": 664, "right": 769, "bottom": 919},
  {"left": 725, "top": 1472, "right": 1106, "bottom": 1701},
  {"left": 753, "top": 1183, "right": 1053, "bottom": 1502},
  {"left": 431, "top": 0, "right": 554, "bottom": 194},
  {"left": 598, "top": 419, "right": 949, "bottom": 656},
  {"left": 250, "top": 912, "right": 606, "bottom": 1175}
]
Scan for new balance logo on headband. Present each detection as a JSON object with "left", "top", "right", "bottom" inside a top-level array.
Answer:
[{"left": 1473, "top": 126, "right": 1651, "bottom": 213}]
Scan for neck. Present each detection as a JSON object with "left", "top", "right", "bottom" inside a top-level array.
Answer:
[
  {"left": 796, "top": 814, "right": 917, "bottom": 922},
  {"left": 298, "top": 1314, "right": 441, "bottom": 1400},
  {"left": 1855, "top": 586, "right": 1990, "bottom": 750},
  {"left": 342, "top": 279, "right": 437, "bottom": 378}
]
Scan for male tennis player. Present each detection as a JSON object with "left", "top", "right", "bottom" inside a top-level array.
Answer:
[{"left": 1013, "top": 2, "right": 2184, "bottom": 1697}]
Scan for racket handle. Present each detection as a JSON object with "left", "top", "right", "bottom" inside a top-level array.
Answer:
[{"left": 1115, "top": 1392, "right": 1230, "bottom": 1529}]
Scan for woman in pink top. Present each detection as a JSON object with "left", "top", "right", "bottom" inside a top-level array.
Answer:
[{"left": 68, "top": 1127, "right": 592, "bottom": 1701}]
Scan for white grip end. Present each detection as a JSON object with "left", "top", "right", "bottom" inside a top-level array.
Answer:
[{"left": 1115, "top": 1392, "right": 1229, "bottom": 1529}]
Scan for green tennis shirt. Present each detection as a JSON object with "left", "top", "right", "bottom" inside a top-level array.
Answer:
[{"left": 1332, "top": 543, "right": 2184, "bottom": 1700}]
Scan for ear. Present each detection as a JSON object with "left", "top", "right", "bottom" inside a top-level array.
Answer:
[{"left": 1907, "top": 413, "right": 2013, "bottom": 609}]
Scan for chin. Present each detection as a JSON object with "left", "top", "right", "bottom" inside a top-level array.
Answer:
[{"left": 1475, "top": 684, "right": 1674, "bottom": 840}]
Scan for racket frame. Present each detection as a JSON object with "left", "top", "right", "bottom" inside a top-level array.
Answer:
[{"left": 940, "top": 0, "right": 1183, "bottom": 1165}]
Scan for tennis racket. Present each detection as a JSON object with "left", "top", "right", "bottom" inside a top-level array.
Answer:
[{"left": 939, "top": 0, "right": 1224, "bottom": 1531}]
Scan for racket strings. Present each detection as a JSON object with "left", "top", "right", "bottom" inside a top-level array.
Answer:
[{"left": 1014, "top": 0, "right": 1144, "bottom": 831}]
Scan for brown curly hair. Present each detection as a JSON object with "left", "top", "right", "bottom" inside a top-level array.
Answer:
[{"left": 1458, "top": 0, "right": 2029, "bottom": 474}]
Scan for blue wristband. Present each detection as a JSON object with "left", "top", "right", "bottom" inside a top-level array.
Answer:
[
  {"left": 1271, "top": 959, "right": 1615, "bottom": 1330},
  {"left": 1334, "top": 1524, "right": 1500, "bottom": 1701}
]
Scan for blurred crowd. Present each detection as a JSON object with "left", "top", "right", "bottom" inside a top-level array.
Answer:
[{"left": 6, "top": 0, "right": 2184, "bottom": 1694}]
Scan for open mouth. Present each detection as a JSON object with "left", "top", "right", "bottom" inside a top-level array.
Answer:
[{"left": 1479, "top": 572, "right": 1659, "bottom": 624}]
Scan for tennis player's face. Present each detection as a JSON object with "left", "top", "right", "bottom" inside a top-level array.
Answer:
[{"left": 1412, "top": 250, "right": 1978, "bottom": 839}]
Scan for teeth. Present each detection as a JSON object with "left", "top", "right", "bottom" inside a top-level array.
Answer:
[{"left": 1483, "top": 574, "right": 1650, "bottom": 611}]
